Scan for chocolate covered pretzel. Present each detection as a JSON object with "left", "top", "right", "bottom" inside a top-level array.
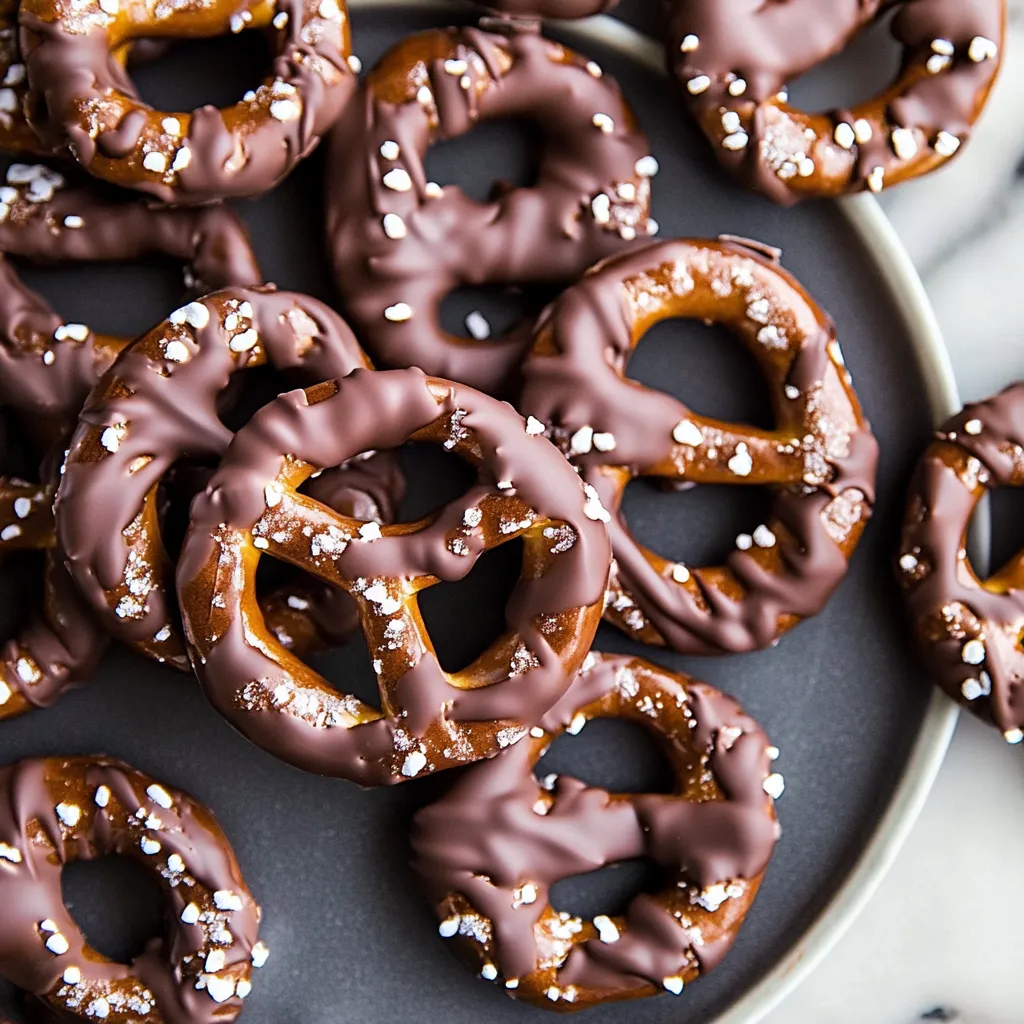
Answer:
[
  {"left": 666, "top": 0, "right": 1005, "bottom": 202},
  {"left": 519, "top": 237, "right": 878, "bottom": 655},
  {"left": 325, "top": 24, "right": 656, "bottom": 395},
  {"left": 177, "top": 367, "right": 612, "bottom": 785},
  {"left": 56, "top": 287, "right": 399, "bottom": 671},
  {"left": 0, "top": 756, "right": 264, "bottom": 1023},
  {"left": 899, "top": 384, "right": 1024, "bottom": 742},
  {"left": 412, "top": 652, "right": 781, "bottom": 1010},
  {"left": 20, "top": 0, "right": 357, "bottom": 204}
]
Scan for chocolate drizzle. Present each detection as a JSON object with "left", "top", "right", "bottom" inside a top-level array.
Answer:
[
  {"left": 899, "top": 383, "right": 1024, "bottom": 737},
  {"left": 0, "top": 756, "right": 262, "bottom": 1024},
  {"left": 324, "top": 24, "right": 655, "bottom": 395},
  {"left": 665, "top": 0, "right": 1005, "bottom": 201},
  {"left": 176, "top": 366, "right": 611, "bottom": 784},
  {"left": 20, "top": 0, "right": 356, "bottom": 204},
  {"left": 519, "top": 237, "right": 879, "bottom": 655},
  {"left": 411, "top": 653, "right": 779, "bottom": 1009},
  {"left": 55, "top": 286, "right": 388, "bottom": 671}
]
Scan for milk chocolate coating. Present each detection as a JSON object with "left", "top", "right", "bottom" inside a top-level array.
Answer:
[
  {"left": 55, "top": 287, "right": 382, "bottom": 671},
  {"left": 666, "top": 0, "right": 1005, "bottom": 202},
  {"left": 20, "top": 0, "right": 356, "bottom": 205},
  {"left": 325, "top": 24, "right": 656, "bottom": 395},
  {"left": 899, "top": 383, "right": 1024, "bottom": 739},
  {"left": 0, "top": 756, "right": 262, "bottom": 1024},
  {"left": 412, "top": 652, "right": 779, "bottom": 1010},
  {"left": 176, "top": 367, "right": 612, "bottom": 785},
  {"left": 518, "top": 237, "right": 879, "bottom": 655},
  {"left": 473, "top": 1, "right": 618, "bottom": 17}
]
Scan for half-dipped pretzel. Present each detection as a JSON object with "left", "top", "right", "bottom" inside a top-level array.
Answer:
[
  {"left": 0, "top": 756, "right": 264, "bottom": 1022},
  {"left": 177, "top": 367, "right": 612, "bottom": 785},
  {"left": 325, "top": 24, "right": 657, "bottom": 395},
  {"left": 519, "top": 238, "right": 879, "bottom": 655},
  {"left": 56, "top": 287, "right": 399, "bottom": 671},
  {"left": 899, "top": 384, "right": 1024, "bottom": 743},
  {"left": 412, "top": 652, "right": 781, "bottom": 1010},
  {"left": 0, "top": 180, "right": 261, "bottom": 717},
  {"left": 666, "top": 0, "right": 1005, "bottom": 203},
  {"left": 20, "top": 0, "right": 357, "bottom": 204}
]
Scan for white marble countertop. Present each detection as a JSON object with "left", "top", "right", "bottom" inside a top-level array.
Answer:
[{"left": 764, "top": 8, "right": 1024, "bottom": 1023}]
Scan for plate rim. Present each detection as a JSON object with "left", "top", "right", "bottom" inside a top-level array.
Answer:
[{"left": 348, "top": 3, "right": 963, "bottom": 1020}]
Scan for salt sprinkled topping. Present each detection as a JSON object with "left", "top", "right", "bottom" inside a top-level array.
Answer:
[
  {"left": 961, "top": 672, "right": 992, "bottom": 701},
  {"left": 834, "top": 122, "right": 856, "bottom": 150},
  {"left": 581, "top": 483, "right": 610, "bottom": 523},
  {"left": 963, "top": 418, "right": 982, "bottom": 436},
  {"left": 384, "top": 303, "right": 413, "bottom": 322},
  {"left": 727, "top": 443, "right": 753, "bottom": 476},
  {"left": 181, "top": 902, "right": 201, "bottom": 925},
  {"left": 721, "top": 110, "right": 741, "bottom": 134},
  {"left": 934, "top": 131, "right": 960, "bottom": 157},
  {"left": 63, "top": 215, "right": 84, "bottom": 229},
  {"left": 546, "top": 987, "right": 560, "bottom": 1001},
  {"left": 752, "top": 525, "right": 776, "bottom": 548},
  {"left": 899, "top": 552, "right": 919, "bottom": 572},
  {"left": 961, "top": 639, "right": 986, "bottom": 665},
  {"left": 63, "top": 966, "right": 81, "bottom": 984},
  {"left": 88, "top": 997, "right": 111, "bottom": 1019},
  {"left": 204, "top": 976, "right": 236, "bottom": 1003},
  {"left": 529, "top": 726, "right": 545, "bottom": 738},
  {"left": 382, "top": 168, "right": 412, "bottom": 192},
  {"left": 592, "top": 432, "right": 616, "bottom": 452},
  {"left": 270, "top": 98, "right": 301, "bottom": 122},
  {"left": 402, "top": 750, "right": 427, "bottom": 777},
  {"left": 54, "top": 323, "right": 90, "bottom": 342},
  {"left": 635, "top": 155, "right": 659, "bottom": 177},
  {"left": 968, "top": 36, "right": 998, "bottom": 62},
  {"left": 166, "top": 853, "right": 184, "bottom": 873},
  {"left": 763, "top": 773, "right": 785, "bottom": 799},
  {"left": 205, "top": 950, "right": 227, "bottom": 973},
  {"left": 480, "top": 963, "right": 498, "bottom": 981},
  {"left": 663, "top": 976, "right": 685, "bottom": 995},
  {"left": 146, "top": 784, "right": 173, "bottom": 809},
  {"left": 382, "top": 213, "right": 406, "bottom": 239},
  {"left": 525, "top": 416, "right": 545, "bottom": 436},
  {"left": 671, "top": 564, "right": 690, "bottom": 583},
  {"left": 465, "top": 310, "right": 491, "bottom": 340},
  {"left": 140, "top": 837, "right": 161, "bottom": 855},
  {"left": 866, "top": 166, "right": 885, "bottom": 193},
  {"left": 251, "top": 941, "right": 270, "bottom": 967},
  {"left": 592, "top": 914, "right": 619, "bottom": 943},
  {"left": 164, "top": 340, "right": 190, "bottom": 363},
  {"left": 236, "top": 980, "right": 252, "bottom": 999},
  {"left": 229, "top": 328, "right": 259, "bottom": 352},
  {"left": 380, "top": 140, "right": 400, "bottom": 160},
  {"left": 172, "top": 147, "right": 192, "bottom": 172},
  {"left": 592, "top": 113, "right": 614, "bottom": 133},
  {"left": 214, "top": 889, "right": 244, "bottom": 912},
  {"left": 687, "top": 75, "right": 710, "bottom": 95},
  {"left": 736, "top": 533, "right": 753, "bottom": 551},
  {"left": 1, "top": 525, "right": 20, "bottom": 542},
  {"left": 570, "top": 425, "right": 593, "bottom": 454},
  {"left": 672, "top": 420, "right": 702, "bottom": 447},
  {"left": 162, "top": 116, "right": 181, "bottom": 136},
  {"left": 680, "top": 33, "right": 699, "bottom": 52},
  {"left": 55, "top": 803, "right": 81, "bottom": 827},
  {"left": 169, "top": 301, "right": 210, "bottom": 329},
  {"left": 566, "top": 712, "right": 587, "bottom": 735},
  {"left": 45, "top": 933, "right": 70, "bottom": 955},
  {"left": 358, "top": 521, "right": 382, "bottom": 542},
  {"left": 94, "top": 785, "right": 110, "bottom": 807},
  {"left": 0, "top": 842, "right": 22, "bottom": 863},
  {"left": 438, "top": 916, "right": 460, "bottom": 937},
  {"left": 1004, "top": 729, "right": 1023, "bottom": 745},
  {"left": 40, "top": 919, "right": 58, "bottom": 932},
  {"left": 854, "top": 120, "right": 873, "bottom": 144},
  {"left": 931, "top": 38, "right": 955, "bottom": 56},
  {"left": 890, "top": 127, "right": 918, "bottom": 161},
  {"left": 728, "top": 78, "right": 747, "bottom": 96},
  {"left": 143, "top": 152, "right": 168, "bottom": 174},
  {"left": 722, "top": 131, "right": 749, "bottom": 151}
]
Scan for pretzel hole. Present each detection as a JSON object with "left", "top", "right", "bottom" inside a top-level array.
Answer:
[
  {"left": 536, "top": 717, "right": 675, "bottom": 795},
  {"left": 784, "top": 10, "right": 901, "bottom": 113},
  {"left": 978, "top": 488, "right": 1024, "bottom": 581},
  {"left": 419, "top": 539, "right": 523, "bottom": 673},
  {"left": 131, "top": 30, "right": 272, "bottom": 112},
  {"left": 439, "top": 285, "right": 547, "bottom": 343},
  {"left": 622, "top": 479, "right": 776, "bottom": 567},
  {"left": 424, "top": 118, "right": 540, "bottom": 202},
  {"left": 16, "top": 257, "right": 183, "bottom": 341},
  {"left": 62, "top": 855, "right": 165, "bottom": 964},
  {"left": 625, "top": 318, "right": 774, "bottom": 430},
  {"left": 396, "top": 442, "right": 476, "bottom": 521},
  {"left": 549, "top": 859, "right": 664, "bottom": 921},
  {"left": 218, "top": 364, "right": 320, "bottom": 433},
  {"left": 306, "top": 628, "right": 384, "bottom": 708}
]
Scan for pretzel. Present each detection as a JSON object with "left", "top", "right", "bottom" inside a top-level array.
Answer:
[
  {"left": 519, "top": 237, "right": 879, "bottom": 655},
  {"left": 665, "top": 0, "right": 1005, "bottom": 203},
  {"left": 412, "top": 652, "right": 781, "bottom": 1010},
  {"left": 325, "top": 24, "right": 657, "bottom": 395},
  {"left": 0, "top": 755, "right": 264, "bottom": 1022},
  {"left": 56, "top": 287, "right": 398, "bottom": 671},
  {"left": 19, "top": 0, "right": 357, "bottom": 204},
  {"left": 899, "top": 384, "right": 1024, "bottom": 743},
  {"left": 176, "top": 367, "right": 612, "bottom": 785}
]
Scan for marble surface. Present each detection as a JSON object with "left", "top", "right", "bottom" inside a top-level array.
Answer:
[{"left": 762, "top": 6, "right": 1024, "bottom": 1023}]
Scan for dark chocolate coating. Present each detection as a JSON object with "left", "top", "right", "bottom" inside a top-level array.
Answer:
[
  {"left": 324, "top": 24, "right": 656, "bottom": 395},
  {"left": 55, "top": 287, "right": 379, "bottom": 671},
  {"left": 19, "top": 0, "right": 356, "bottom": 205},
  {"left": 412, "top": 652, "right": 779, "bottom": 1010},
  {"left": 518, "top": 237, "right": 879, "bottom": 655},
  {"left": 665, "top": 0, "right": 1005, "bottom": 202},
  {"left": 176, "top": 367, "right": 612, "bottom": 785},
  {"left": 0, "top": 756, "right": 262, "bottom": 1024},
  {"left": 899, "top": 383, "right": 1024, "bottom": 741}
]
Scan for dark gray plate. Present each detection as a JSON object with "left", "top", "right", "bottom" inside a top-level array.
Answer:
[{"left": 0, "top": 3, "right": 958, "bottom": 1023}]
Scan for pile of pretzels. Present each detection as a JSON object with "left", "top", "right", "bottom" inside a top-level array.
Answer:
[{"left": 0, "top": 0, "right": 1011, "bottom": 1020}]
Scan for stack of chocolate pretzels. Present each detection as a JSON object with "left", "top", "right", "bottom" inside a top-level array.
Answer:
[{"left": 0, "top": 0, "right": 1011, "bottom": 1020}]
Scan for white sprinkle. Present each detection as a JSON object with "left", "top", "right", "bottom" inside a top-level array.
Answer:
[
  {"left": 88, "top": 998, "right": 110, "bottom": 1019},
  {"left": 525, "top": 416, "right": 545, "bottom": 436},
  {"left": 570, "top": 425, "right": 594, "bottom": 454},
  {"left": 728, "top": 78, "right": 747, "bottom": 96},
  {"left": 798, "top": 156, "right": 815, "bottom": 177},
  {"left": 358, "top": 521, "right": 382, "bottom": 541},
  {"left": 438, "top": 916, "right": 460, "bottom": 938},
  {"left": 382, "top": 213, "right": 406, "bottom": 239},
  {"left": 0, "top": 842, "right": 22, "bottom": 863},
  {"left": 444, "top": 59, "right": 468, "bottom": 76},
  {"left": 1004, "top": 729, "right": 1023, "bottom": 745},
  {"left": 141, "top": 837, "right": 161, "bottom": 855},
  {"left": 465, "top": 310, "right": 491, "bottom": 340},
  {"left": 347, "top": 54, "right": 362, "bottom": 74},
  {"left": 968, "top": 36, "right": 998, "bottom": 62},
  {"left": 961, "top": 678, "right": 985, "bottom": 701},
  {"left": 854, "top": 119, "right": 873, "bottom": 144},
  {"left": 663, "top": 976, "right": 685, "bottom": 995},
  {"left": 229, "top": 12, "right": 244, "bottom": 30},
  {"left": 384, "top": 302, "right": 412, "bottom": 322},
  {"left": 757, "top": 324, "right": 784, "bottom": 348},
  {"left": 927, "top": 53, "right": 952, "bottom": 74},
  {"left": 834, "top": 122, "right": 856, "bottom": 150},
  {"left": 318, "top": 0, "right": 339, "bottom": 16},
  {"left": 214, "top": 890, "right": 244, "bottom": 912},
  {"left": 753, "top": 525, "right": 776, "bottom": 548},
  {"left": 56, "top": 803, "right": 81, "bottom": 827},
  {"left": 205, "top": 950, "right": 227, "bottom": 973},
  {"left": 143, "top": 151, "right": 168, "bottom": 174},
  {"left": 546, "top": 987, "right": 560, "bottom": 1001},
  {"left": 166, "top": 853, "right": 184, "bottom": 873},
  {"left": 146, "top": 784, "right": 173, "bottom": 809},
  {"left": 962, "top": 639, "right": 985, "bottom": 665},
  {"left": 680, "top": 33, "right": 699, "bottom": 52},
  {"left": 891, "top": 127, "right": 918, "bottom": 161},
  {"left": 170, "top": 301, "right": 209, "bottom": 329},
  {"left": 592, "top": 432, "right": 616, "bottom": 452},
  {"left": 2, "top": 64, "right": 24, "bottom": 86},
  {"left": 582, "top": 483, "right": 610, "bottom": 523},
  {"left": 229, "top": 328, "right": 259, "bottom": 352},
  {"left": 46, "top": 933, "right": 70, "bottom": 955},
  {"left": 934, "top": 131, "right": 960, "bottom": 157},
  {"left": 181, "top": 902, "right": 200, "bottom": 925},
  {"left": 593, "top": 915, "right": 619, "bottom": 943},
  {"left": 424, "top": 182, "right": 443, "bottom": 198},
  {"left": 672, "top": 420, "right": 702, "bottom": 446},
  {"left": 634, "top": 155, "right": 659, "bottom": 177},
  {"left": 0, "top": 88, "right": 18, "bottom": 113},
  {"left": 931, "top": 38, "right": 955, "bottom": 56},
  {"left": 592, "top": 113, "right": 614, "bottom": 133},
  {"left": 380, "top": 140, "right": 400, "bottom": 160},
  {"left": 236, "top": 980, "right": 252, "bottom": 999},
  {"left": 416, "top": 85, "right": 432, "bottom": 105},
  {"left": 0, "top": 524, "right": 20, "bottom": 542},
  {"left": 98, "top": 0, "right": 118, "bottom": 12},
  {"left": 204, "top": 975, "right": 236, "bottom": 1003},
  {"left": 40, "top": 919, "right": 58, "bottom": 932},
  {"left": 566, "top": 712, "right": 587, "bottom": 735},
  {"left": 272, "top": 9, "right": 288, "bottom": 26},
  {"left": 590, "top": 192, "right": 611, "bottom": 224},
  {"left": 671, "top": 564, "right": 690, "bottom": 584},
  {"left": 402, "top": 750, "right": 427, "bottom": 777},
  {"left": 161, "top": 116, "right": 181, "bottom": 136},
  {"left": 866, "top": 165, "right": 885, "bottom": 193},
  {"left": 736, "top": 533, "right": 753, "bottom": 550},
  {"left": 687, "top": 75, "right": 710, "bottom": 95},
  {"left": 529, "top": 726, "right": 545, "bottom": 738},
  {"left": 722, "top": 131, "right": 749, "bottom": 151},
  {"left": 481, "top": 963, "right": 498, "bottom": 981},
  {"left": 497, "top": 479, "right": 513, "bottom": 491},
  {"left": 161, "top": 338, "right": 190, "bottom": 363},
  {"left": 767, "top": 746, "right": 780, "bottom": 761},
  {"left": 94, "top": 786, "right": 110, "bottom": 807},
  {"left": 270, "top": 98, "right": 301, "bottom": 122},
  {"left": 963, "top": 418, "right": 982, "bottom": 436},
  {"left": 899, "top": 553, "right": 919, "bottom": 572},
  {"left": 728, "top": 443, "right": 753, "bottom": 476},
  {"left": 63, "top": 966, "right": 81, "bottom": 984},
  {"left": 721, "top": 110, "right": 741, "bottom": 134},
  {"left": 763, "top": 773, "right": 785, "bottom": 799},
  {"left": 54, "top": 322, "right": 90, "bottom": 342},
  {"left": 506, "top": 978, "right": 520, "bottom": 989}
]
